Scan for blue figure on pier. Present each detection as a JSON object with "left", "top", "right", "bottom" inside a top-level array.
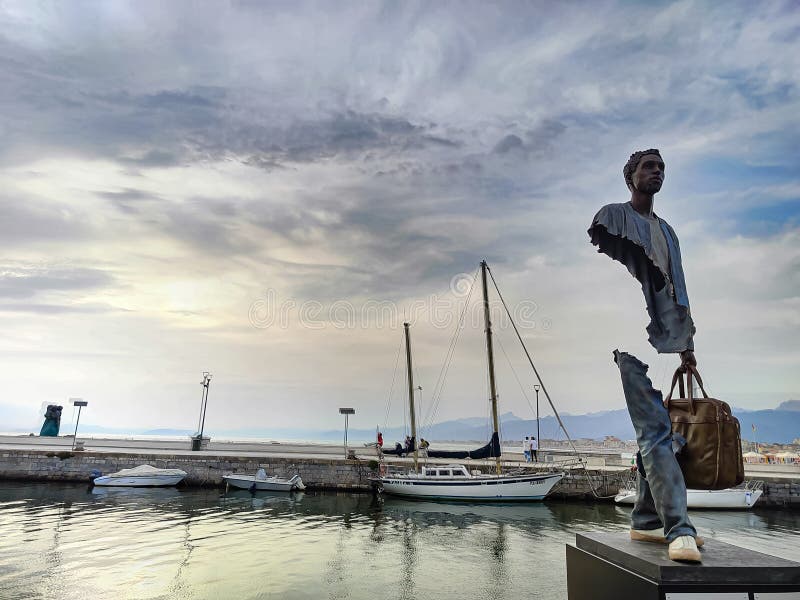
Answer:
[{"left": 40, "top": 404, "right": 63, "bottom": 437}]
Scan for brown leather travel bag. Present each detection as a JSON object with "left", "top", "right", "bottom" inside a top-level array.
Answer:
[{"left": 663, "top": 365, "right": 745, "bottom": 490}]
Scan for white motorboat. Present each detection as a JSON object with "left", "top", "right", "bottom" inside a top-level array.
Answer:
[
  {"left": 223, "top": 468, "right": 306, "bottom": 492},
  {"left": 380, "top": 464, "right": 564, "bottom": 501},
  {"left": 614, "top": 479, "right": 764, "bottom": 510},
  {"left": 376, "top": 262, "right": 564, "bottom": 502},
  {"left": 92, "top": 464, "right": 187, "bottom": 487}
]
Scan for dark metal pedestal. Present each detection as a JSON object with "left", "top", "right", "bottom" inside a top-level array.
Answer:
[{"left": 567, "top": 532, "right": 800, "bottom": 599}]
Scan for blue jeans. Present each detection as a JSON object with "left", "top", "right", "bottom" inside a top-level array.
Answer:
[{"left": 614, "top": 350, "right": 696, "bottom": 542}]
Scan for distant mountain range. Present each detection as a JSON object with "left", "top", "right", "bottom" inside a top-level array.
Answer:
[
  {"left": 412, "top": 406, "right": 800, "bottom": 445},
  {"left": 219, "top": 404, "right": 800, "bottom": 444},
  {"left": 4, "top": 403, "right": 799, "bottom": 444}
]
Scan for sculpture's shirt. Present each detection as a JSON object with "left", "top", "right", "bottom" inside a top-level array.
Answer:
[
  {"left": 642, "top": 212, "right": 672, "bottom": 294},
  {"left": 588, "top": 201, "right": 694, "bottom": 353}
]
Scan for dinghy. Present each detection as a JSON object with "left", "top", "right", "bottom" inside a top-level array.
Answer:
[{"left": 223, "top": 468, "right": 305, "bottom": 492}]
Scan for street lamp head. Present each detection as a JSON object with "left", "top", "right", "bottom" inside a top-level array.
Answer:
[
  {"left": 534, "top": 384, "right": 540, "bottom": 392},
  {"left": 339, "top": 407, "right": 355, "bottom": 415}
]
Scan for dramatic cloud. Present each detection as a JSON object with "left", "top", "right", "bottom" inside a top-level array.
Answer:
[
  {"left": 0, "top": 265, "right": 115, "bottom": 299},
  {"left": 0, "top": 1, "right": 797, "bottom": 433}
]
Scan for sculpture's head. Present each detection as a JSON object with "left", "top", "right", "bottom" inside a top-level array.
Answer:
[
  {"left": 624, "top": 149, "right": 664, "bottom": 195},
  {"left": 44, "top": 404, "right": 63, "bottom": 419}
]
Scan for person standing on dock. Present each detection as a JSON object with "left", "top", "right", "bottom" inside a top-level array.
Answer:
[
  {"left": 523, "top": 436, "right": 531, "bottom": 462},
  {"left": 588, "top": 149, "right": 702, "bottom": 563},
  {"left": 530, "top": 436, "right": 539, "bottom": 462}
]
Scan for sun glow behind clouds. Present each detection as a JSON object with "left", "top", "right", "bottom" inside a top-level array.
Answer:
[{"left": 0, "top": 1, "right": 798, "bottom": 432}]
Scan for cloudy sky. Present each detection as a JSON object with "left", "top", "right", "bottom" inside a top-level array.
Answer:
[{"left": 1, "top": 1, "right": 798, "bottom": 435}]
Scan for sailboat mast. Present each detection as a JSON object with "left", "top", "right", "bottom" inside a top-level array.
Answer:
[
  {"left": 480, "top": 261, "right": 502, "bottom": 475},
  {"left": 403, "top": 322, "right": 419, "bottom": 471}
]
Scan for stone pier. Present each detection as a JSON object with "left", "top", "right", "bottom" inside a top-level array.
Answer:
[
  {"left": 0, "top": 435, "right": 797, "bottom": 506},
  {"left": 0, "top": 448, "right": 377, "bottom": 490}
]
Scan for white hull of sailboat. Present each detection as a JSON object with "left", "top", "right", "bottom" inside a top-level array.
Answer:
[
  {"left": 379, "top": 472, "right": 564, "bottom": 501},
  {"left": 614, "top": 487, "right": 763, "bottom": 509}
]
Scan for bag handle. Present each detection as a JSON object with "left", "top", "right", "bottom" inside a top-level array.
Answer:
[
  {"left": 664, "top": 364, "right": 710, "bottom": 415},
  {"left": 665, "top": 368, "right": 684, "bottom": 405},
  {"left": 686, "top": 365, "right": 710, "bottom": 400}
]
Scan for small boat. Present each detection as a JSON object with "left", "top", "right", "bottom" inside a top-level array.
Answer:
[
  {"left": 92, "top": 464, "right": 187, "bottom": 487},
  {"left": 223, "top": 468, "right": 306, "bottom": 492},
  {"left": 614, "top": 477, "right": 764, "bottom": 510}
]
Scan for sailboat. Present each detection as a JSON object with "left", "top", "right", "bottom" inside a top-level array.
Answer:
[{"left": 376, "top": 261, "right": 564, "bottom": 501}]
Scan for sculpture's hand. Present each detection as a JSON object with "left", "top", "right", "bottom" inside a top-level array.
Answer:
[{"left": 679, "top": 349, "right": 697, "bottom": 372}]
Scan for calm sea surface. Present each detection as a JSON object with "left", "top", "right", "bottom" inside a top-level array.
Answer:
[{"left": 1, "top": 482, "right": 799, "bottom": 600}]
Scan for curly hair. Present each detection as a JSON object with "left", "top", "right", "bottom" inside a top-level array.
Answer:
[{"left": 624, "top": 148, "right": 662, "bottom": 190}]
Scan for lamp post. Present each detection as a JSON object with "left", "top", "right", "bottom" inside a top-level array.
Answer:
[
  {"left": 193, "top": 372, "right": 212, "bottom": 451},
  {"left": 534, "top": 384, "right": 541, "bottom": 452},
  {"left": 70, "top": 398, "right": 88, "bottom": 451},
  {"left": 339, "top": 407, "right": 355, "bottom": 459}
]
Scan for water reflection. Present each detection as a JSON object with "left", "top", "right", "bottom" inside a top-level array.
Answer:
[
  {"left": 378, "top": 496, "right": 630, "bottom": 536},
  {"left": 0, "top": 482, "right": 798, "bottom": 600},
  {"left": 219, "top": 488, "right": 306, "bottom": 512}
]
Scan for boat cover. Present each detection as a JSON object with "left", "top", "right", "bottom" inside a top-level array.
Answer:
[
  {"left": 426, "top": 432, "right": 501, "bottom": 460},
  {"left": 382, "top": 441, "right": 412, "bottom": 455},
  {"left": 103, "top": 465, "right": 187, "bottom": 478}
]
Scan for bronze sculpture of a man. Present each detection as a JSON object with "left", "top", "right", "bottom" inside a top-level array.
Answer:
[{"left": 588, "top": 149, "right": 702, "bottom": 563}]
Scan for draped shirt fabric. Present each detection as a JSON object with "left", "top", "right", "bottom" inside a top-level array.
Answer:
[
  {"left": 588, "top": 201, "right": 695, "bottom": 354},
  {"left": 643, "top": 212, "right": 672, "bottom": 296}
]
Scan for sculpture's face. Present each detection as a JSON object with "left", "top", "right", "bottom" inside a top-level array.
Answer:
[{"left": 632, "top": 153, "right": 665, "bottom": 195}]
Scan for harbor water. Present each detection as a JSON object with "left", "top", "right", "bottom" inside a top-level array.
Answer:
[{"left": 1, "top": 482, "right": 799, "bottom": 599}]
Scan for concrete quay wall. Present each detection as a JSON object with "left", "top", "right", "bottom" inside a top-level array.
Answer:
[
  {"left": 0, "top": 449, "right": 797, "bottom": 508},
  {"left": 0, "top": 448, "right": 621, "bottom": 498},
  {"left": 549, "top": 469, "right": 630, "bottom": 501},
  {"left": 0, "top": 449, "right": 376, "bottom": 491},
  {"left": 548, "top": 470, "right": 800, "bottom": 508},
  {"left": 758, "top": 477, "right": 800, "bottom": 508}
]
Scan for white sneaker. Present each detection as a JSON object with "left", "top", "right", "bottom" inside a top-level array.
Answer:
[
  {"left": 668, "top": 535, "right": 702, "bottom": 563},
  {"left": 631, "top": 528, "right": 704, "bottom": 547},
  {"left": 630, "top": 527, "right": 665, "bottom": 543}
]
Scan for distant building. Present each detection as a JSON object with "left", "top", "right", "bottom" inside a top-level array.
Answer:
[{"left": 603, "top": 435, "right": 624, "bottom": 448}]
